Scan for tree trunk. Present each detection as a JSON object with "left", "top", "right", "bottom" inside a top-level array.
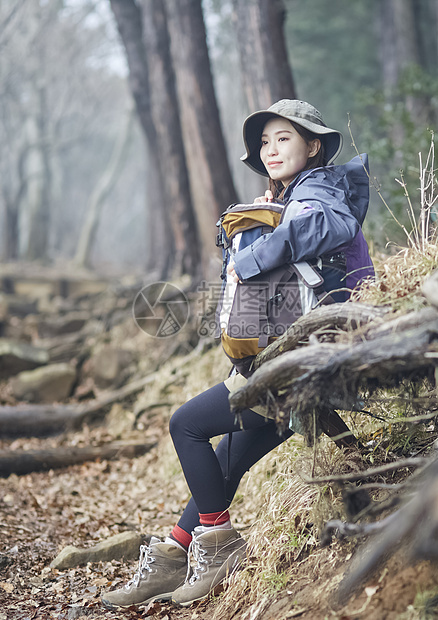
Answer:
[
  {"left": 110, "top": 0, "right": 201, "bottom": 279},
  {"left": 379, "top": 0, "right": 432, "bottom": 125},
  {"left": 232, "top": 0, "right": 296, "bottom": 112},
  {"left": 391, "top": 0, "right": 421, "bottom": 68},
  {"left": 2, "top": 145, "right": 27, "bottom": 260},
  {"left": 109, "top": 0, "right": 175, "bottom": 278},
  {"left": 144, "top": 146, "right": 174, "bottom": 279},
  {"left": 4, "top": 200, "right": 19, "bottom": 260},
  {"left": 166, "top": 0, "right": 239, "bottom": 276},
  {"left": 74, "top": 107, "right": 134, "bottom": 269},
  {"left": 379, "top": 0, "right": 399, "bottom": 94},
  {"left": 25, "top": 82, "right": 51, "bottom": 261},
  {"left": 232, "top": 0, "right": 296, "bottom": 198},
  {"left": 140, "top": 0, "right": 201, "bottom": 279}
]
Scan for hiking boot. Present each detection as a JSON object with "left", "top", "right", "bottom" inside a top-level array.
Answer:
[
  {"left": 172, "top": 526, "right": 247, "bottom": 607},
  {"left": 101, "top": 537, "right": 187, "bottom": 610}
]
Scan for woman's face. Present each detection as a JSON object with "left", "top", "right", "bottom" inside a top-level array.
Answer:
[{"left": 260, "top": 118, "right": 320, "bottom": 186}]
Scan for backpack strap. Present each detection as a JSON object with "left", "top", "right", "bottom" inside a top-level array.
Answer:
[{"left": 292, "top": 261, "right": 335, "bottom": 305}]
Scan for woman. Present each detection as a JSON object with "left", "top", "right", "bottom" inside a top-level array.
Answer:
[{"left": 102, "top": 99, "right": 374, "bottom": 610}]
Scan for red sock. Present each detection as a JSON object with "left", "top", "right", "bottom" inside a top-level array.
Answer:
[
  {"left": 199, "top": 510, "right": 230, "bottom": 527},
  {"left": 169, "top": 524, "right": 192, "bottom": 551}
]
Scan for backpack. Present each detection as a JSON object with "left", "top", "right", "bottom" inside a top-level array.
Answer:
[{"left": 215, "top": 202, "right": 337, "bottom": 377}]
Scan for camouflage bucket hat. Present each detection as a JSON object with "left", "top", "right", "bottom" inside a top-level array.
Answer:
[{"left": 241, "top": 99, "right": 343, "bottom": 176}]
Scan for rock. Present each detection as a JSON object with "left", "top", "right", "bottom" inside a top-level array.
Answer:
[
  {"left": 85, "top": 345, "right": 136, "bottom": 389},
  {"left": 0, "top": 340, "right": 49, "bottom": 379},
  {"left": 67, "top": 606, "right": 89, "bottom": 620},
  {"left": 37, "top": 311, "right": 90, "bottom": 338},
  {"left": 0, "top": 294, "right": 39, "bottom": 319},
  {"left": 0, "top": 553, "right": 14, "bottom": 570},
  {"left": 11, "top": 362, "right": 76, "bottom": 403},
  {"left": 106, "top": 403, "right": 136, "bottom": 436},
  {"left": 50, "top": 531, "right": 144, "bottom": 569}
]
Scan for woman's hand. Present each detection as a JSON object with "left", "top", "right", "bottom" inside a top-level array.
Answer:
[
  {"left": 227, "top": 259, "right": 241, "bottom": 283},
  {"left": 253, "top": 190, "right": 274, "bottom": 204}
]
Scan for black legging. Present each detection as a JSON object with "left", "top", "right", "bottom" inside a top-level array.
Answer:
[{"left": 169, "top": 382, "right": 293, "bottom": 535}]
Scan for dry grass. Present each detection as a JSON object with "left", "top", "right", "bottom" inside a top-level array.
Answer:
[
  {"left": 353, "top": 132, "right": 438, "bottom": 313},
  {"left": 352, "top": 238, "right": 438, "bottom": 313},
  {"left": 212, "top": 437, "right": 366, "bottom": 620},
  {"left": 212, "top": 440, "right": 320, "bottom": 620}
]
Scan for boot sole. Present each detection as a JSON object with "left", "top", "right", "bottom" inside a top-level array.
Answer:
[{"left": 101, "top": 589, "right": 176, "bottom": 611}]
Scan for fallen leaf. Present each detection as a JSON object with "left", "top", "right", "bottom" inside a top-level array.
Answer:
[
  {"left": 92, "top": 577, "right": 108, "bottom": 586},
  {"left": 0, "top": 582, "right": 14, "bottom": 593},
  {"left": 144, "top": 600, "right": 163, "bottom": 616}
]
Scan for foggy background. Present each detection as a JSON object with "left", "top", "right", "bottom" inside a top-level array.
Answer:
[{"left": 1, "top": 0, "right": 436, "bottom": 279}]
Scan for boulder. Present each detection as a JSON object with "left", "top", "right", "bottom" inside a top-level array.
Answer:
[
  {"left": 0, "top": 340, "right": 49, "bottom": 379},
  {"left": 0, "top": 294, "right": 38, "bottom": 319},
  {"left": 84, "top": 345, "right": 135, "bottom": 389},
  {"left": 50, "top": 531, "right": 144, "bottom": 569},
  {"left": 37, "top": 311, "right": 90, "bottom": 338},
  {"left": 11, "top": 362, "right": 76, "bottom": 403}
]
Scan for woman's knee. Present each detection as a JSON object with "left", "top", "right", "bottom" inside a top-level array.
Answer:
[
  {"left": 169, "top": 398, "right": 204, "bottom": 444},
  {"left": 169, "top": 404, "right": 187, "bottom": 441}
]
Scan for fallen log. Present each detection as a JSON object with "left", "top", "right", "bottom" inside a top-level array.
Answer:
[
  {"left": 422, "top": 269, "right": 438, "bottom": 309},
  {"left": 283, "top": 316, "right": 438, "bottom": 413},
  {"left": 229, "top": 313, "right": 438, "bottom": 435},
  {"left": 0, "top": 372, "right": 158, "bottom": 437},
  {"left": 356, "top": 305, "right": 438, "bottom": 343},
  {"left": 0, "top": 440, "right": 156, "bottom": 476},
  {"left": 39, "top": 331, "right": 90, "bottom": 364},
  {"left": 253, "top": 302, "right": 390, "bottom": 369},
  {"left": 230, "top": 342, "right": 343, "bottom": 414},
  {"left": 0, "top": 343, "right": 202, "bottom": 438}
]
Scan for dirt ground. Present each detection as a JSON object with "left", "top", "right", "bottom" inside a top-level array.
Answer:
[{"left": 2, "top": 416, "right": 438, "bottom": 620}]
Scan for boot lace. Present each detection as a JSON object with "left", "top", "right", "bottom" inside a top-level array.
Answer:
[
  {"left": 187, "top": 536, "right": 208, "bottom": 584},
  {"left": 125, "top": 543, "right": 155, "bottom": 589}
]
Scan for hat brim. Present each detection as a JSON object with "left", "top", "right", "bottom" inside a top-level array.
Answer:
[{"left": 241, "top": 110, "right": 343, "bottom": 177}]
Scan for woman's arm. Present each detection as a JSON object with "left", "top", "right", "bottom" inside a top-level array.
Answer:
[{"left": 233, "top": 166, "right": 366, "bottom": 281}]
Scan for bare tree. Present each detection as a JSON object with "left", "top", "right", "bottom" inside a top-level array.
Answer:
[
  {"left": 0, "top": 0, "right": 137, "bottom": 266},
  {"left": 25, "top": 56, "right": 52, "bottom": 261},
  {"left": 0, "top": 0, "right": 53, "bottom": 262},
  {"left": 74, "top": 107, "right": 134, "bottom": 269}
]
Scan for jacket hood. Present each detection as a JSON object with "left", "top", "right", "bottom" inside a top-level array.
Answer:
[{"left": 285, "top": 154, "right": 370, "bottom": 225}]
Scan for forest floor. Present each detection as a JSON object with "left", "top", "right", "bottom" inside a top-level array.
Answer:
[
  {"left": 2, "top": 420, "right": 438, "bottom": 620},
  {"left": 1, "top": 265, "right": 438, "bottom": 620},
  {"left": 1, "top": 342, "right": 438, "bottom": 620}
]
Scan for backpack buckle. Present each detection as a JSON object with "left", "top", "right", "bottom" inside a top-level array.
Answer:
[{"left": 269, "top": 292, "right": 284, "bottom": 306}]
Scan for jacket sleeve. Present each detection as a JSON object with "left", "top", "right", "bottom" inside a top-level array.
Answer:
[{"left": 233, "top": 165, "right": 365, "bottom": 281}]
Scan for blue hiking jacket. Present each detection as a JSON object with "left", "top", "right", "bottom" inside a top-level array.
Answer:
[{"left": 233, "top": 155, "right": 372, "bottom": 284}]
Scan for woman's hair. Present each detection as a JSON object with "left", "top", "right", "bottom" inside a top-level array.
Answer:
[{"left": 268, "top": 121, "right": 326, "bottom": 200}]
